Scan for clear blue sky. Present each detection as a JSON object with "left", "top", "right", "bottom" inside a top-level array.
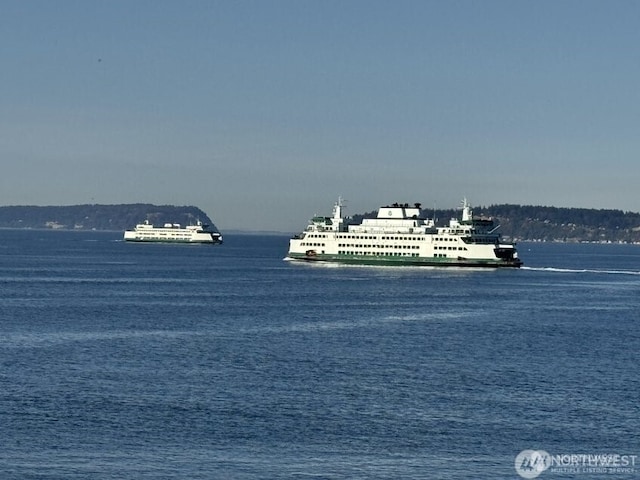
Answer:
[{"left": 2, "top": 0, "right": 639, "bottom": 232}]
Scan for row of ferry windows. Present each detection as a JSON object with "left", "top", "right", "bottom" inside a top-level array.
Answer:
[
  {"left": 339, "top": 244, "right": 420, "bottom": 250},
  {"left": 338, "top": 251, "right": 421, "bottom": 257},
  {"left": 302, "top": 242, "right": 467, "bottom": 251},
  {"left": 305, "top": 233, "right": 462, "bottom": 242},
  {"left": 307, "top": 234, "right": 427, "bottom": 240},
  {"left": 149, "top": 234, "right": 190, "bottom": 237},
  {"left": 338, "top": 251, "right": 452, "bottom": 258}
]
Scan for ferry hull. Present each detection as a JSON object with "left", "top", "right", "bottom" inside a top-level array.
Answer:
[
  {"left": 287, "top": 253, "right": 522, "bottom": 268},
  {"left": 124, "top": 237, "right": 222, "bottom": 244}
]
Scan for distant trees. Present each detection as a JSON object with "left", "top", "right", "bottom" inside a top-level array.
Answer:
[{"left": 480, "top": 205, "right": 640, "bottom": 242}]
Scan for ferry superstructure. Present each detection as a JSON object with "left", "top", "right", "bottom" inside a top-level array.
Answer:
[
  {"left": 123, "top": 220, "right": 223, "bottom": 244},
  {"left": 287, "top": 198, "right": 521, "bottom": 267}
]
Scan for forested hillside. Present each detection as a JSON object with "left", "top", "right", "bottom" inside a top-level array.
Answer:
[
  {"left": 475, "top": 205, "right": 640, "bottom": 243},
  {"left": 351, "top": 204, "right": 640, "bottom": 243},
  {"left": 0, "top": 204, "right": 218, "bottom": 232}
]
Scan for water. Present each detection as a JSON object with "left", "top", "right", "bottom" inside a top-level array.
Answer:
[{"left": 1, "top": 231, "right": 639, "bottom": 479}]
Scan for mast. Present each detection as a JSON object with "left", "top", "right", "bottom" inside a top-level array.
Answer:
[
  {"left": 461, "top": 198, "right": 473, "bottom": 222},
  {"left": 332, "top": 196, "right": 344, "bottom": 220},
  {"left": 331, "top": 196, "right": 345, "bottom": 231}
]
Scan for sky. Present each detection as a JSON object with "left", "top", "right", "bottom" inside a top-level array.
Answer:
[{"left": 2, "top": 0, "right": 640, "bottom": 232}]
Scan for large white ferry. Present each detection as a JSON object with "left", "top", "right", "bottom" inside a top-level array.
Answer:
[
  {"left": 124, "top": 220, "right": 223, "bottom": 244},
  {"left": 287, "top": 198, "right": 521, "bottom": 267}
]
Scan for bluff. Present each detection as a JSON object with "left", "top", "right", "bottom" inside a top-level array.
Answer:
[
  {"left": 0, "top": 204, "right": 218, "bottom": 232},
  {"left": 351, "top": 204, "right": 640, "bottom": 243}
]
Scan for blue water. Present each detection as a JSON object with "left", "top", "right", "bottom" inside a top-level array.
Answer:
[{"left": 1, "top": 231, "right": 639, "bottom": 479}]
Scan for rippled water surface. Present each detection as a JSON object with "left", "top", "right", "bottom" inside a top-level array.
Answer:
[{"left": 1, "top": 231, "right": 639, "bottom": 479}]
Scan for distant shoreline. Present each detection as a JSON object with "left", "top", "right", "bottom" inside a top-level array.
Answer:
[{"left": 1, "top": 228, "right": 639, "bottom": 246}]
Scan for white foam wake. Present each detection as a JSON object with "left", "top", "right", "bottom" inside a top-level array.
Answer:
[{"left": 522, "top": 266, "right": 640, "bottom": 275}]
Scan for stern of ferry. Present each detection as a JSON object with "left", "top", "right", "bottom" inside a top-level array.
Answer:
[{"left": 494, "top": 244, "right": 522, "bottom": 267}]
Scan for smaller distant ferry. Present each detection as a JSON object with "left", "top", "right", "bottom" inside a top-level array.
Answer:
[
  {"left": 123, "top": 220, "right": 223, "bottom": 244},
  {"left": 287, "top": 198, "right": 522, "bottom": 268}
]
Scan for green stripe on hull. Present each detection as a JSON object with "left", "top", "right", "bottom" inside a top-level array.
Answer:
[{"left": 288, "top": 253, "right": 521, "bottom": 268}]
